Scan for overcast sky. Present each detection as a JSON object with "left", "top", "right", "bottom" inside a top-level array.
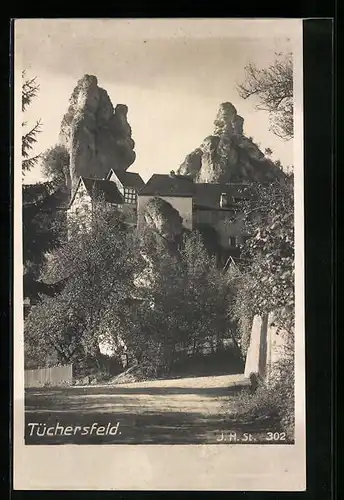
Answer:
[{"left": 16, "top": 19, "right": 300, "bottom": 183}]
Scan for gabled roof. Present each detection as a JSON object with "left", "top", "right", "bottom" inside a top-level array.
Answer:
[
  {"left": 223, "top": 255, "right": 238, "bottom": 272},
  {"left": 139, "top": 172, "right": 250, "bottom": 210},
  {"left": 69, "top": 177, "right": 124, "bottom": 207},
  {"left": 193, "top": 183, "right": 249, "bottom": 210},
  {"left": 106, "top": 169, "right": 145, "bottom": 190},
  {"left": 139, "top": 173, "right": 194, "bottom": 197}
]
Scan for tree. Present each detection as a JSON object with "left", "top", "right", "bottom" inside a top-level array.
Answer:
[
  {"left": 25, "top": 203, "right": 140, "bottom": 370},
  {"left": 21, "top": 72, "right": 68, "bottom": 304},
  {"left": 133, "top": 197, "right": 238, "bottom": 373},
  {"left": 22, "top": 180, "right": 66, "bottom": 303},
  {"left": 180, "top": 231, "right": 235, "bottom": 353},
  {"left": 237, "top": 53, "right": 293, "bottom": 141},
  {"left": 22, "top": 70, "right": 42, "bottom": 175},
  {"left": 41, "top": 144, "right": 70, "bottom": 186},
  {"left": 230, "top": 174, "right": 294, "bottom": 348},
  {"left": 227, "top": 176, "right": 295, "bottom": 437},
  {"left": 128, "top": 226, "right": 234, "bottom": 374}
]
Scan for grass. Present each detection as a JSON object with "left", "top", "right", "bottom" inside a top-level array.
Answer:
[{"left": 223, "top": 366, "right": 295, "bottom": 443}]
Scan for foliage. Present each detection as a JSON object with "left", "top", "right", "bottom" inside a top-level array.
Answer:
[
  {"left": 223, "top": 167, "right": 295, "bottom": 437},
  {"left": 21, "top": 72, "right": 66, "bottom": 303},
  {"left": 26, "top": 199, "right": 236, "bottom": 374},
  {"left": 230, "top": 174, "right": 295, "bottom": 341},
  {"left": 25, "top": 204, "right": 140, "bottom": 369},
  {"left": 41, "top": 144, "right": 70, "bottom": 185},
  {"left": 22, "top": 70, "right": 42, "bottom": 174},
  {"left": 126, "top": 227, "right": 234, "bottom": 374},
  {"left": 180, "top": 231, "right": 233, "bottom": 352},
  {"left": 25, "top": 291, "right": 85, "bottom": 368},
  {"left": 23, "top": 182, "right": 63, "bottom": 268},
  {"left": 22, "top": 71, "right": 39, "bottom": 112},
  {"left": 26, "top": 172, "right": 294, "bottom": 380},
  {"left": 22, "top": 180, "right": 67, "bottom": 302},
  {"left": 193, "top": 223, "right": 222, "bottom": 259},
  {"left": 227, "top": 333, "right": 294, "bottom": 439},
  {"left": 237, "top": 53, "right": 293, "bottom": 140}
]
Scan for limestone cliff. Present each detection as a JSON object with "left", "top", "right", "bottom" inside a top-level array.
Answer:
[
  {"left": 178, "top": 102, "right": 283, "bottom": 184},
  {"left": 143, "top": 197, "right": 184, "bottom": 243},
  {"left": 59, "top": 75, "right": 136, "bottom": 189}
]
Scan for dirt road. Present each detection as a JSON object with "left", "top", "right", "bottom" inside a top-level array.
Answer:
[{"left": 25, "top": 374, "right": 250, "bottom": 444}]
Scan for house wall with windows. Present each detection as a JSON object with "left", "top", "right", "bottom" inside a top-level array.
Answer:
[
  {"left": 193, "top": 208, "right": 245, "bottom": 249},
  {"left": 123, "top": 187, "right": 137, "bottom": 204},
  {"left": 216, "top": 211, "right": 246, "bottom": 249},
  {"left": 107, "top": 170, "right": 140, "bottom": 206}
]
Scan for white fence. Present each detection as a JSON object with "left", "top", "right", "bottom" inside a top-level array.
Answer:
[{"left": 25, "top": 364, "right": 73, "bottom": 388}]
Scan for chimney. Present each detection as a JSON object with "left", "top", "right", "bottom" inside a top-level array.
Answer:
[{"left": 220, "top": 193, "right": 228, "bottom": 208}]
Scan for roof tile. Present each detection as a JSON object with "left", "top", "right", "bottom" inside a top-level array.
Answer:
[
  {"left": 108, "top": 169, "right": 145, "bottom": 190},
  {"left": 139, "top": 173, "right": 250, "bottom": 209},
  {"left": 139, "top": 173, "right": 194, "bottom": 197},
  {"left": 82, "top": 178, "right": 124, "bottom": 204}
]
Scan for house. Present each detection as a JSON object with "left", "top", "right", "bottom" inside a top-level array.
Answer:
[
  {"left": 137, "top": 170, "right": 250, "bottom": 256},
  {"left": 67, "top": 176, "right": 124, "bottom": 235},
  {"left": 68, "top": 176, "right": 124, "bottom": 214},
  {"left": 137, "top": 172, "right": 195, "bottom": 230},
  {"left": 106, "top": 168, "right": 145, "bottom": 207},
  {"left": 192, "top": 182, "right": 249, "bottom": 252},
  {"left": 67, "top": 168, "right": 145, "bottom": 232}
]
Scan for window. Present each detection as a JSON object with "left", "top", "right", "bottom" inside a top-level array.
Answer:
[
  {"left": 124, "top": 188, "right": 137, "bottom": 204},
  {"left": 229, "top": 236, "right": 238, "bottom": 247}
]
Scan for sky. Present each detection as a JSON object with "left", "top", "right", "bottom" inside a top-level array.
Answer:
[{"left": 16, "top": 19, "right": 299, "bottom": 184}]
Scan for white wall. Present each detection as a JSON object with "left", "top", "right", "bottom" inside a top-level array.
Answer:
[
  {"left": 245, "top": 313, "right": 291, "bottom": 386},
  {"left": 68, "top": 182, "right": 92, "bottom": 214},
  {"left": 67, "top": 181, "right": 92, "bottom": 238},
  {"left": 108, "top": 170, "right": 125, "bottom": 196},
  {"left": 244, "top": 315, "right": 268, "bottom": 379},
  {"left": 137, "top": 195, "right": 193, "bottom": 230}
]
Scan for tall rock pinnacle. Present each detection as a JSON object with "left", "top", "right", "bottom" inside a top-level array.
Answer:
[
  {"left": 59, "top": 75, "right": 136, "bottom": 189},
  {"left": 178, "top": 102, "right": 283, "bottom": 184}
]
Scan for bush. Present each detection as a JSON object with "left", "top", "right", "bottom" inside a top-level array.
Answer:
[
  {"left": 228, "top": 355, "right": 294, "bottom": 440},
  {"left": 269, "top": 356, "right": 294, "bottom": 438}
]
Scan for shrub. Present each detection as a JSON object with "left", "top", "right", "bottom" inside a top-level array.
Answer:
[{"left": 228, "top": 351, "right": 294, "bottom": 440}]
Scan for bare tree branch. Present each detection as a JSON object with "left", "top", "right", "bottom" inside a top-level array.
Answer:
[{"left": 237, "top": 53, "right": 293, "bottom": 141}]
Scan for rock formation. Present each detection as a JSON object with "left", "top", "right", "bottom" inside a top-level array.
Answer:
[
  {"left": 58, "top": 75, "right": 136, "bottom": 190},
  {"left": 178, "top": 102, "right": 284, "bottom": 184},
  {"left": 143, "top": 197, "right": 184, "bottom": 243}
]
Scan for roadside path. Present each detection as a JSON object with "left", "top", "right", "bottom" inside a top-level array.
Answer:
[{"left": 25, "top": 374, "right": 250, "bottom": 444}]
